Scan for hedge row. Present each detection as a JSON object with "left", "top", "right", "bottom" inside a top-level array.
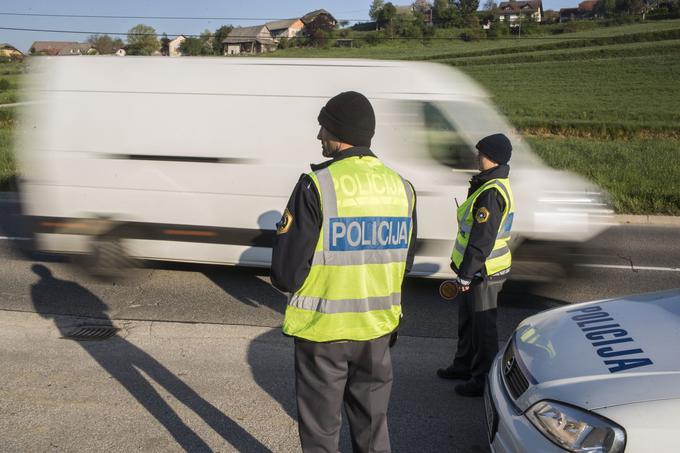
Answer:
[
  {"left": 442, "top": 39, "right": 680, "bottom": 66},
  {"left": 414, "top": 28, "right": 680, "bottom": 61}
]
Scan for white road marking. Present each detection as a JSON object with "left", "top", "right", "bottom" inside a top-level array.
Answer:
[{"left": 577, "top": 264, "right": 680, "bottom": 272}]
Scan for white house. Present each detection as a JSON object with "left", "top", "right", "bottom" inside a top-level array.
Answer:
[
  {"left": 265, "top": 19, "right": 305, "bottom": 39},
  {"left": 498, "top": 0, "right": 544, "bottom": 23},
  {"left": 168, "top": 35, "right": 186, "bottom": 57}
]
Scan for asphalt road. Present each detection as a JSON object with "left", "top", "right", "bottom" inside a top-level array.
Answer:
[{"left": 1, "top": 195, "right": 680, "bottom": 452}]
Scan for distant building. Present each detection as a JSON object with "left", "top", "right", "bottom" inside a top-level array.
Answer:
[
  {"left": 30, "top": 41, "right": 96, "bottom": 56},
  {"left": 222, "top": 25, "right": 277, "bottom": 55},
  {"left": 115, "top": 48, "right": 126, "bottom": 57},
  {"left": 168, "top": 35, "right": 186, "bottom": 57},
  {"left": 0, "top": 43, "right": 23, "bottom": 61},
  {"left": 578, "top": 0, "right": 598, "bottom": 13},
  {"left": 498, "top": 0, "right": 544, "bottom": 23},
  {"left": 559, "top": 7, "right": 580, "bottom": 21},
  {"left": 396, "top": 3, "right": 434, "bottom": 25},
  {"left": 265, "top": 19, "right": 305, "bottom": 39},
  {"left": 301, "top": 9, "right": 338, "bottom": 30}
]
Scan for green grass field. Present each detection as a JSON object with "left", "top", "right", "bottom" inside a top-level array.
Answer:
[
  {"left": 461, "top": 53, "right": 680, "bottom": 137},
  {"left": 529, "top": 137, "right": 680, "bottom": 215}
]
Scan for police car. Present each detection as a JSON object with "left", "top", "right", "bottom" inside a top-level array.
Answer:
[{"left": 485, "top": 289, "right": 680, "bottom": 452}]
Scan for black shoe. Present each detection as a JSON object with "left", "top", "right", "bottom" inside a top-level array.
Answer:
[
  {"left": 436, "top": 366, "right": 471, "bottom": 381},
  {"left": 454, "top": 379, "right": 485, "bottom": 397}
]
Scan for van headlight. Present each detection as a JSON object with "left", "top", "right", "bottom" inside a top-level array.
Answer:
[{"left": 525, "top": 400, "right": 626, "bottom": 452}]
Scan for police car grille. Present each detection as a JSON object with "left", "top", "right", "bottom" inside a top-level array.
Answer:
[{"left": 502, "top": 340, "right": 529, "bottom": 400}]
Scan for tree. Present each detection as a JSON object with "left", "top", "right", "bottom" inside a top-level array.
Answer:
[
  {"left": 200, "top": 28, "right": 214, "bottom": 54},
  {"left": 179, "top": 37, "right": 209, "bottom": 56},
  {"left": 126, "top": 24, "right": 160, "bottom": 56},
  {"left": 369, "top": 0, "right": 386, "bottom": 20},
  {"left": 378, "top": 2, "right": 398, "bottom": 28},
  {"left": 212, "top": 25, "right": 234, "bottom": 55},
  {"left": 594, "top": 0, "right": 616, "bottom": 16},
  {"left": 160, "top": 33, "right": 170, "bottom": 56},
  {"left": 87, "top": 34, "right": 124, "bottom": 54},
  {"left": 482, "top": 0, "right": 498, "bottom": 10},
  {"left": 454, "top": 0, "right": 481, "bottom": 22},
  {"left": 433, "top": 0, "right": 455, "bottom": 26},
  {"left": 615, "top": 0, "right": 645, "bottom": 13}
]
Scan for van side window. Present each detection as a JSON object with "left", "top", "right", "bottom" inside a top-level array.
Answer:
[{"left": 423, "top": 102, "right": 477, "bottom": 170}]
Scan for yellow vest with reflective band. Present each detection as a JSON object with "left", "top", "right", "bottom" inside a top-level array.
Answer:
[
  {"left": 450, "top": 178, "right": 514, "bottom": 277},
  {"left": 282, "top": 155, "right": 415, "bottom": 342}
]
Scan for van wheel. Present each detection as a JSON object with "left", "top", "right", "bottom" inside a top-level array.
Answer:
[{"left": 81, "top": 237, "right": 136, "bottom": 280}]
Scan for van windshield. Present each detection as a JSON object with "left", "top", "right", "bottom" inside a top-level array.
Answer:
[
  {"left": 439, "top": 101, "right": 539, "bottom": 166},
  {"left": 422, "top": 102, "right": 477, "bottom": 171}
]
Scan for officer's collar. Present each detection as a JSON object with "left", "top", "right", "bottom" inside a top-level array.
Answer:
[
  {"left": 310, "top": 146, "right": 376, "bottom": 171},
  {"left": 471, "top": 164, "right": 510, "bottom": 186}
]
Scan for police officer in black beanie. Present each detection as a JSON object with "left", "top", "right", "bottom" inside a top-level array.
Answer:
[
  {"left": 437, "top": 133, "right": 515, "bottom": 397},
  {"left": 272, "top": 91, "right": 418, "bottom": 452}
]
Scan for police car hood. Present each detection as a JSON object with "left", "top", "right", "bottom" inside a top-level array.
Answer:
[{"left": 512, "top": 289, "right": 680, "bottom": 411}]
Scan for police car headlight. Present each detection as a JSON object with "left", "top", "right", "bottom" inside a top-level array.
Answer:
[{"left": 525, "top": 400, "right": 626, "bottom": 453}]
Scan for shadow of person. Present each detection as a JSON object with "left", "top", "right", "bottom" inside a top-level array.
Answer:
[
  {"left": 30, "top": 264, "right": 271, "bottom": 452},
  {"left": 203, "top": 210, "right": 286, "bottom": 314}
]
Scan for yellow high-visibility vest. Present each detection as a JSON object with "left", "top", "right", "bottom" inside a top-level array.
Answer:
[
  {"left": 450, "top": 178, "right": 514, "bottom": 277},
  {"left": 282, "top": 155, "right": 415, "bottom": 342}
]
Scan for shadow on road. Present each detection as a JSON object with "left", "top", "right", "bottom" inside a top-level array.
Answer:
[
  {"left": 203, "top": 266, "right": 286, "bottom": 314},
  {"left": 30, "top": 264, "right": 271, "bottom": 453}
]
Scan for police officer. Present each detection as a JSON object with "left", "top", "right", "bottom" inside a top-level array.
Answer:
[
  {"left": 437, "top": 133, "right": 514, "bottom": 398},
  {"left": 271, "top": 91, "right": 417, "bottom": 453}
]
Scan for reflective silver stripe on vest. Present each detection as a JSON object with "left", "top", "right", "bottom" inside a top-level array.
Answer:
[
  {"left": 454, "top": 240, "right": 466, "bottom": 256},
  {"left": 315, "top": 167, "right": 337, "bottom": 251},
  {"left": 288, "top": 292, "right": 402, "bottom": 314},
  {"left": 488, "top": 245, "right": 510, "bottom": 260},
  {"left": 313, "top": 248, "right": 409, "bottom": 266}
]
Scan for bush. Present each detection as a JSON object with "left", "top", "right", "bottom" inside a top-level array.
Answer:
[
  {"left": 399, "top": 22, "right": 425, "bottom": 38},
  {"left": 550, "top": 20, "right": 599, "bottom": 34},
  {"left": 647, "top": 8, "right": 680, "bottom": 19},
  {"left": 460, "top": 28, "right": 487, "bottom": 41},
  {"left": 363, "top": 32, "right": 382, "bottom": 46},
  {"left": 0, "top": 79, "right": 10, "bottom": 91}
]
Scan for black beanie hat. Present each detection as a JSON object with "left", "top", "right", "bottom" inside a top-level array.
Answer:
[
  {"left": 476, "top": 133, "right": 512, "bottom": 165},
  {"left": 318, "top": 91, "right": 376, "bottom": 147}
]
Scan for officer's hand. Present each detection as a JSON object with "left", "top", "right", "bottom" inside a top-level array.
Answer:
[{"left": 455, "top": 277, "right": 471, "bottom": 293}]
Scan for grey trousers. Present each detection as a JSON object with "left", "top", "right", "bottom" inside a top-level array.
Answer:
[
  {"left": 452, "top": 278, "right": 505, "bottom": 382},
  {"left": 294, "top": 334, "right": 393, "bottom": 453}
]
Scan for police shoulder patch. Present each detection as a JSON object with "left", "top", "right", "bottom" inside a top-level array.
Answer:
[
  {"left": 277, "top": 209, "right": 293, "bottom": 235},
  {"left": 475, "top": 207, "right": 491, "bottom": 224}
]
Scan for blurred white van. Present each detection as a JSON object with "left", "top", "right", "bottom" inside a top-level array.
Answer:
[{"left": 15, "top": 57, "right": 612, "bottom": 278}]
